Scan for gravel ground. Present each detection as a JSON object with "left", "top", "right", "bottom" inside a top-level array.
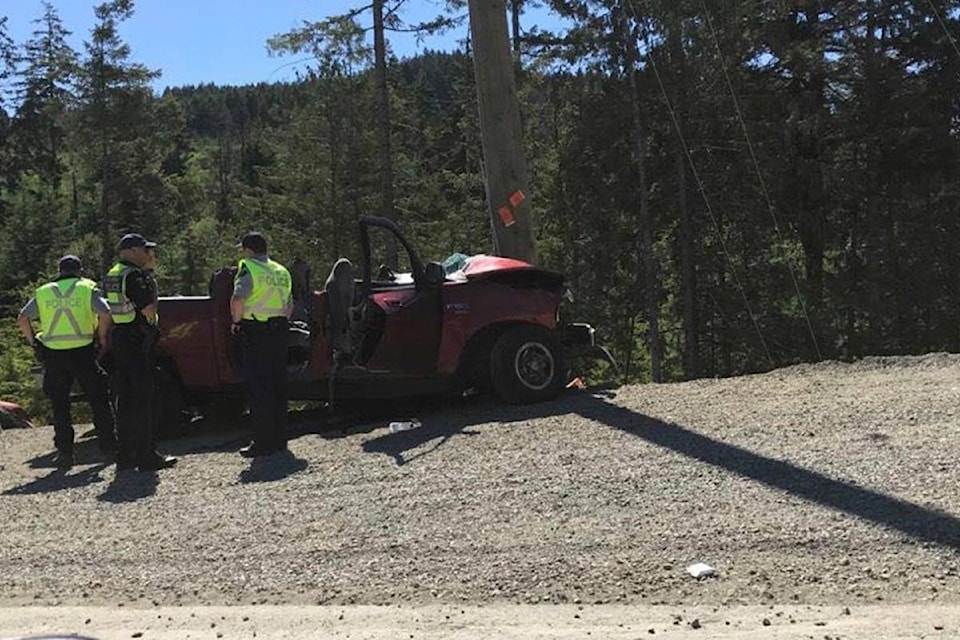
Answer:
[{"left": 2, "top": 353, "right": 960, "bottom": 609}]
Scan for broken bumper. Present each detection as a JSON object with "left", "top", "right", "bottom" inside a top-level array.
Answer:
[{"left": 560, "top": 323, "right": 619, "bottom": 373}]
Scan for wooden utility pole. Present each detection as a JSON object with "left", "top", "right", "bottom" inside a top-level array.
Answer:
[
  {"left": 372, "top": 0, "right": 398, "bottom": 268},
  {"left": 467, "top": 0, "right": 537, "bottom": 264}
]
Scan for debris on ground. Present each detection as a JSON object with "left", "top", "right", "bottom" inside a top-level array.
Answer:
[{"left": 0, "top": 400, "right": 34, "bottom": 430}]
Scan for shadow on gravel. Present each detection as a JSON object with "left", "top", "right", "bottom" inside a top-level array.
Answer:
[
  {"left": 287, "top": 396, "right": 450, "bottom": 439},
  {"left": 360, "top": 388, "right": 960, "bottom": 550},
  {"left": 362, "top": 421, "right": 482, "bottom": 466},
  {"left": 568, "top": 394, "right": 960, "bottom": 549},
  {"left": 3, "top": 464, "right": 109, "bottom": 495},
  {"left": 159, "top": 432, "right": 249, "bottom": 457},
  {"left": 291, "top": 396, "right": 484, "bottom": 465},
  {"left": 96, "top": 470, "right": 159, "bottom": 503},
  {"left": 239, "top": 450, "right": 309, "bottom": 484},
  {"left": 25, "top": 437, "right": 111, "bottom": 470}
]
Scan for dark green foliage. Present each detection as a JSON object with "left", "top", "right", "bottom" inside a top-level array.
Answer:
[
  {"left": 8, "top": 3, "right": 78, "bottom": 187},
  {"left": 2, "top": 0, "right": 960, "bottom": 411},
  {"left": 0, "top": 325, "right": 48, "bottom": 421}
]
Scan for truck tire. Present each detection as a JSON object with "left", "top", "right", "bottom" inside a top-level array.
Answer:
[{"left": 490, "top": 325, "right": 567, "bottom": 404}]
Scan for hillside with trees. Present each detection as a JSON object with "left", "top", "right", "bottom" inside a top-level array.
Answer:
[{"left": 1, "top": 1, "right": 958, "bottom": 412}]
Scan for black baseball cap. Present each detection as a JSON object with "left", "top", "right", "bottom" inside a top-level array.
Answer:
[
  {"left": 118, "top": 233, "right": 157, "bottom": 250},
  {"left": 58, "top": 254, "right": 82, "bottom": 273},
  {"left": 237, "top": 232, "right": 268, "bottom": 254}
]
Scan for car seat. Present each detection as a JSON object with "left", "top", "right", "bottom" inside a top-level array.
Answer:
[
  {"left": 324, "top": 257, "right": 358, "bottom": 417},
  {"left": 325, "top": 257, "right": 356, "bottom": 365}
]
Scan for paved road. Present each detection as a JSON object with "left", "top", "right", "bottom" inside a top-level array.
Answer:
[{"left": 1, "top": 604, "right": 958, "bottom": 639}]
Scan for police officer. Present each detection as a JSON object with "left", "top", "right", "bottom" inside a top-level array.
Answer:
[
  {"left": 230, "top": 232, "right": 293, "bottom": 457},
  {"left": 104, "top": 233, "right": 177, "bottom": 472},
  {"left": 17, "top": 255, "right": 116, "bottom": 468}
]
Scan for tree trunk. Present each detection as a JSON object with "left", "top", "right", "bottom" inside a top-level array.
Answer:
[
  {"left": 677, "top": 145, "right": 698, "bottom": 379},
  {"left": 99, "top": 180, "right": 111, "bottom": 273},
  {"left": 372, "top": 0, "right": 398, "bottom": 268},
  {"left": 862, "top": 2, "right": 889, "bottom": 352},
  {"left": 794, "top": 4, "right": 826, "bottom": 312},
  {"left": 70, "top": 170, "right": 79, "bottom": 222},
  {"left": 624, "top": 9, "right": 662, "bottom": 382},
  {"left": 668, "top": 14, "right": 698, "bottom": 379},
  {"left": 95, "top": 46, "right": 112, "bottom": 273},
  {"left": 326, "top": 93, "right": 341, "bottom": 256},
  {"left": 216, "top": 131, "right": 230, "bottom": 221},
  {"left": 510, "top": 0, "right": 523, "bottom": 79}
]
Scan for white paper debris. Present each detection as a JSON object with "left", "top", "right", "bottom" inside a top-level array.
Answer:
[{"left": 687, "top": 562, "right": 716, "bottom": 578}]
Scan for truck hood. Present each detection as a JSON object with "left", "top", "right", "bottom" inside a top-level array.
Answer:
[
  {"left": 462, "top": 254, "right": 536, "bottom": 278},
  {"left": 443, "top": 253, "right": 565, "bottom": 287}
]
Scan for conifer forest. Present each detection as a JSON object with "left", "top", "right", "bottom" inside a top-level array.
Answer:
[{"left": 1, "top": 1, "right": 959, "bottom": 409}]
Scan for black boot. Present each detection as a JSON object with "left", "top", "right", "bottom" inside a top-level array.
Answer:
[
  {"left": 53, "top": 449, "right": 74, "bottom": 469},
  {"left": 137, "top": 452, "right": 178, "bottom": 471}
]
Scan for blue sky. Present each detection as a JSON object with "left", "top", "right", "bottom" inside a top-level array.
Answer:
[{"left": 3, "top": 0, "right": 563, "bottom": 91}]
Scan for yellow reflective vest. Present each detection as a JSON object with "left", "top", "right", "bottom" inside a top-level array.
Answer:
[
  {"left": 36, "top": 277, "right": 97, "bottom": 350},
  {"left": 103, "top": 262, "right": 139, "bottom": 324},
  {"left": 236, "top": 257, "right": 291, "bottom": 321}
]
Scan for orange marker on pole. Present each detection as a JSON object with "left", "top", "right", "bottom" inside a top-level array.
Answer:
[{"left": 498, "top": 205, "right": 516, "bottom": 227}]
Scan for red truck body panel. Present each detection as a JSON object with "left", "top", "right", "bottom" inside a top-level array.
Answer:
[{"left": 155, "top": 218, "right": 595, "bottom": 405}]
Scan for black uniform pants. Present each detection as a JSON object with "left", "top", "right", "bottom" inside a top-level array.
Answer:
[
  {"left": 240, "top": 318, "right": 289, "bottom": 449},
  {"left": 111, "top": 327, "right": 158, "bottom": 465},
  {"left": 41, "top": 344, "right": 115, "bottom": 454}
]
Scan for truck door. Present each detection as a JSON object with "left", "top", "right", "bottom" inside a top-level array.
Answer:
[
  {"left": 359, "top": 219, "right": 442, "bottom": 376},
  {"left": 366, "top": 281, "right": 442, "bottom": 375}
]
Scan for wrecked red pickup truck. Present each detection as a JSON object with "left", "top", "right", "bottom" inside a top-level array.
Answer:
[{"left": 155, "top": 217, "right": 614, "bottom": 423}]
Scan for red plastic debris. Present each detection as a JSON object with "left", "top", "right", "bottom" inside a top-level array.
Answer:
[{"left": 0, "top": 400, "right": 35, "bottom": 429}]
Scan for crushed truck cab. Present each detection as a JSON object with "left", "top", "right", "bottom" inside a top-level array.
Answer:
[{"left": 156, "top": 217, "right": 615, "bottom": 422}]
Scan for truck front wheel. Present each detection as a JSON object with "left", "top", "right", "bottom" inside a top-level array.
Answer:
[{"left": 490, "top": 325, "right": 567, "bottom": 404}]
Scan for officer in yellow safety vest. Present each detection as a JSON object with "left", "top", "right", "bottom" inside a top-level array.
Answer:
[
  {"left": 17, "top": 255, "right": 116, "bottom": 468},
  {"left": 230, "top": 232, "right": 293, "bottom": 458},
  {"left": 104, "top": 233, "right": 177, "bottom": 472}
]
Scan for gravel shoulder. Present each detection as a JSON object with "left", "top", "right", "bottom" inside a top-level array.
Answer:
[{"left": 2, "top": 353, "right": 960, "bottom": 636}]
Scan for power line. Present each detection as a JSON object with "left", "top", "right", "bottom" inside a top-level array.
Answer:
[
  {"left": 700, "top": 0, "right": 822, "bottom": 361},
  {"left": 622, "top": 0, "right": 774, "bottom": 368},
  {"left": 927, "top": 0, "right": 960, "bottom": 61}
]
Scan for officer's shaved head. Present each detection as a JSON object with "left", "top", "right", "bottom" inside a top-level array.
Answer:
[{"left": 58, "top": 254, "right": 82, "bottom": 275}]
